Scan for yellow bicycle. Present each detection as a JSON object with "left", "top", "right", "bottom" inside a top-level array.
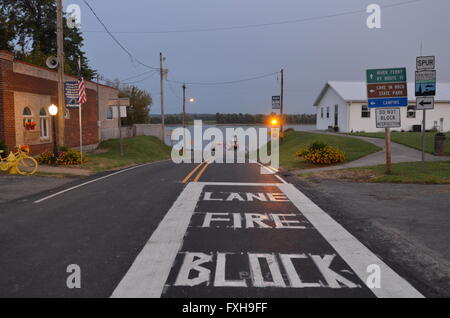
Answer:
[{"left": 0, "top": 145, "right": 38, "bottom": 176}]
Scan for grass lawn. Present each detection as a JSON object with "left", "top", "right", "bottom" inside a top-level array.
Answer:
[
  {"left": 84, "top": 136, "right": 171, "bottom": 172},
  {"left": 279, "top": 131, "right": 382, "bottom": 170},
  {"left": 346, "top": 132, "right": 450, "bottom": 156},
  {"left": 306, "top": 161, "right": 450, "bottom": 184}
]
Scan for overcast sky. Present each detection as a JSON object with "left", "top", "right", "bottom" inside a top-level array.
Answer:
[{"left": 67, "top": 0, "right": 450, "bottom": 115}]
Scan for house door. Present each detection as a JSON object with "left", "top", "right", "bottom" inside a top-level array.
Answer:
[{"left": 334, "top": 105, "right": 339, "bottom": 127}]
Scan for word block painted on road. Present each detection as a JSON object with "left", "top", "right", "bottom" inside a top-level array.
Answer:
[
  {"left": 375, "top": 108, "right": 401, "bottom": 129},
  {"left": 415, "top": 70, "right": 436, "bottom": 97},
  {"left": 416, "top": 97, "right": 435, "bottom": 110},
  {"left": 416, "top": 56, "right": 435, "bottom": 71},
  {"left": 367, "top": 68, "right": 407, "bottom": 108},
  {"left": 173, "top": 252, "right": 361, "bottom": 289}
]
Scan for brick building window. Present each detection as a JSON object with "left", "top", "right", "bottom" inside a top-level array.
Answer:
[
  {"left": 23, "top": 107, "right": 33, "bottom": 127},
  {"left": 39, "top": 108, "right": 49, "bottom": 140},
  {"left": 64, "top": 109, "right": 70, "bottom": 119},
  {"left": 107, "top": 107, "right": 113, "bottom": 120}
]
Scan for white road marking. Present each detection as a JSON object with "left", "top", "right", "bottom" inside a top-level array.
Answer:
[
  {"left": 279, "top": 183, "right": 424, "bottom": 298},
  {"left": 196, "top": 182, "right": 282, "bottom": 187},
  {"left": 111, "top": 182, "right": 204, "bottom": 298},
  {"left": 34, "top": 160, "right": 170, "bottom": 204},
  {"left": 254, "top": 161, "right": 287, "bottom": 184}
]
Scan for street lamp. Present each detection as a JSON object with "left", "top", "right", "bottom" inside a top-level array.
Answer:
[{"left": 48, "top": 104, "right": 59, "bottom": 165}]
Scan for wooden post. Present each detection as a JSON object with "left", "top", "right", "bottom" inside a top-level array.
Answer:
[
  {"left": 385, "top": 128, "right": 392, "bottom": 175},
  {"left": 159, "top": 52, "right": 165, "bottom": 143},
  {"left": 56, "top": 0, "right": 65, "bottom": 146}
]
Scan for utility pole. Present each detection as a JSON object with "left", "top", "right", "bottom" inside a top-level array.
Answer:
[
  {"left": 182, "top": 83, "right": 186, "bottom": 152},
  {"left": 280, "top": 69, "right": 284, "bottom": 140},
  {"left": 159, "top": 52, "right": 165, "bottom": 143},
  {"left": 56, "top": 0, "right": 65, "bottom": 146}
]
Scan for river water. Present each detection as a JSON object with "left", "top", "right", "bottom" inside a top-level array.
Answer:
[{"left": 163, "top": 124, "right": 316, "bottom": 147}]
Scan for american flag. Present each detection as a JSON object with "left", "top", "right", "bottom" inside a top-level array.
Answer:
[{"left": 78, "top": 77, "right": 87, "bottom": 105}]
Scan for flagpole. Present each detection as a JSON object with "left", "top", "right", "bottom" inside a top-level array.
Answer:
[{"left": 78, "top": 56, "right": 83, "bottom": 166}]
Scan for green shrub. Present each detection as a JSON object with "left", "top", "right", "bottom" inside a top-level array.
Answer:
[
  {"left": 308, "top": 141, "right": 328, "bottom": 151},
  {"left": 37, "top": 148, "right": 88, "bottom": 166},
  {"left": 0, "top": 140, "right": 8, "bottom": 159},
  {"left": 296, "top": 145, "right": 345, "bottom": 165}
]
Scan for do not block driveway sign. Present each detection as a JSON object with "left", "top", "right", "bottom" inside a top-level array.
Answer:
[{"left": 375, "top": 108, "right": 401, "bottom": 129}]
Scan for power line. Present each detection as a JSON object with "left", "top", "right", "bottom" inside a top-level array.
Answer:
[
  {"left": 82, "top": 0, "right": 160, "bottom": 70},
  {"left": 84, "top": 0, "right": 425, "bottom": 35},
  {"left": 121, "top": 71, "right": 159, "bottom": 84},
  {"left": 119, "top": 70, "right": 157, "bottom": 82},
  {"left": 166, "top": 71, "right": 279, "bottom": 86}
]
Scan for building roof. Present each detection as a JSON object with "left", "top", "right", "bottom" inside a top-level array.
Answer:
[{"left": 314, "top": 81, "right": 450, "bottom": 106}]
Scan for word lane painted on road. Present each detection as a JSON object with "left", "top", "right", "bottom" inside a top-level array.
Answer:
[{"left": 162, "top": 185, "right": 373, "bottom": 298}]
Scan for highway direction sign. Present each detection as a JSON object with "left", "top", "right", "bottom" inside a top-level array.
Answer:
[
  {"left": 416, "top": 97, "right": 435, "bottom": 110},
  {"left": 416, "top": 56, "right": 435, "bottom": 71},
  {"left": 415, "top": 70, "right": 436, "bottom": 96},
  {"left": 367, "top": 83, "right": 407, "bottom": 99},
  {"left": 375, "top": 108, "right": 401, "bottom": 129},
  {"left": 366, "top": 68, "right": 407, "bottom": 84},
  {"left": 367, "top": 68, "right": 408, "bottom": 108},
  {"left": 272, "top": 96, "right": 281, "bottom": 109}
]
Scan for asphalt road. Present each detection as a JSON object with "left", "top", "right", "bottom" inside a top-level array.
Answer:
[{"left": 0, "top": 160, "right": 423, "bottom": 298}]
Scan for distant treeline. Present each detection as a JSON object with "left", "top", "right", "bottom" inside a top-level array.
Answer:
[
  {"left": 150, "top": 113, "right": 316, "bottom": 125},
  {"left": 215, "top": 113, "right": 316, "bottom": 124}
]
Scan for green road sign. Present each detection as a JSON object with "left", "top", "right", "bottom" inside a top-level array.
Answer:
[{"left": 366, "top": 68, "right": 407, "bottom": 84}]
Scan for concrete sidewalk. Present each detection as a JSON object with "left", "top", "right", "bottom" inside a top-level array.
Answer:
[{"left": 297, "top": 133, "right": 450, "bottom": 174}]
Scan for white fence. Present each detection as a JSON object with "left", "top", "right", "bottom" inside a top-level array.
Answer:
[{"left": 101, "top": 124, "right": 162, "bottom": 141}]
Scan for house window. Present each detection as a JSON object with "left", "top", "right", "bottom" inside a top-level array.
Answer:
[
  {"left": 361, "top": 105, "right": 370, "bottom": 118},
  {"left": 320, "top": 107, "right": 324, "bottom": 119},
  {"left": 326, "top": 107, "right": 330, "bottom": 118},
  {"left": 106, "top": 107, "right": 113, "bottom": 120},
  {"left": 23, "top": 107, "right": 33, "bottom": 127},
  {"left": 407, "top": 105, "right": 416, "bottom": 118},
  {"left": 39, "top": 108, "right": 49, "bottom": 139}
]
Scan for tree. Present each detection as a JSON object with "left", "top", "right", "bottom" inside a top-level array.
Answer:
[
  {"left": 119, "top": 85, "right": 153, "bottom": 126},
  {"left": 0, "top": 0, "right": 95, "bottom": 79}
]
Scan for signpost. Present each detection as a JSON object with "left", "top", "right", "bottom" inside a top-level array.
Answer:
[
  {"left": 272, "top": 96, "right": 281, "bottom": 110},
  {"left": 415, "top": 70, "right": 436, "bottom": 96},
  {"left": 415, "top": 56, "right": 436, "bottom": 165},
  {"left": 416, "top": 97, "right": 434, "bottom": 110},
  {"left": 367, "top": 67, "right": 408, "bottom": 175},
  {"left": 109, "top": 98, "right": 130, "bottom": 156}
]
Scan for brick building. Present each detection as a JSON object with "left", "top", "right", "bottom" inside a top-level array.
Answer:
[{"left": 0, "top": 50, "right": 119, "bottom": 155}]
